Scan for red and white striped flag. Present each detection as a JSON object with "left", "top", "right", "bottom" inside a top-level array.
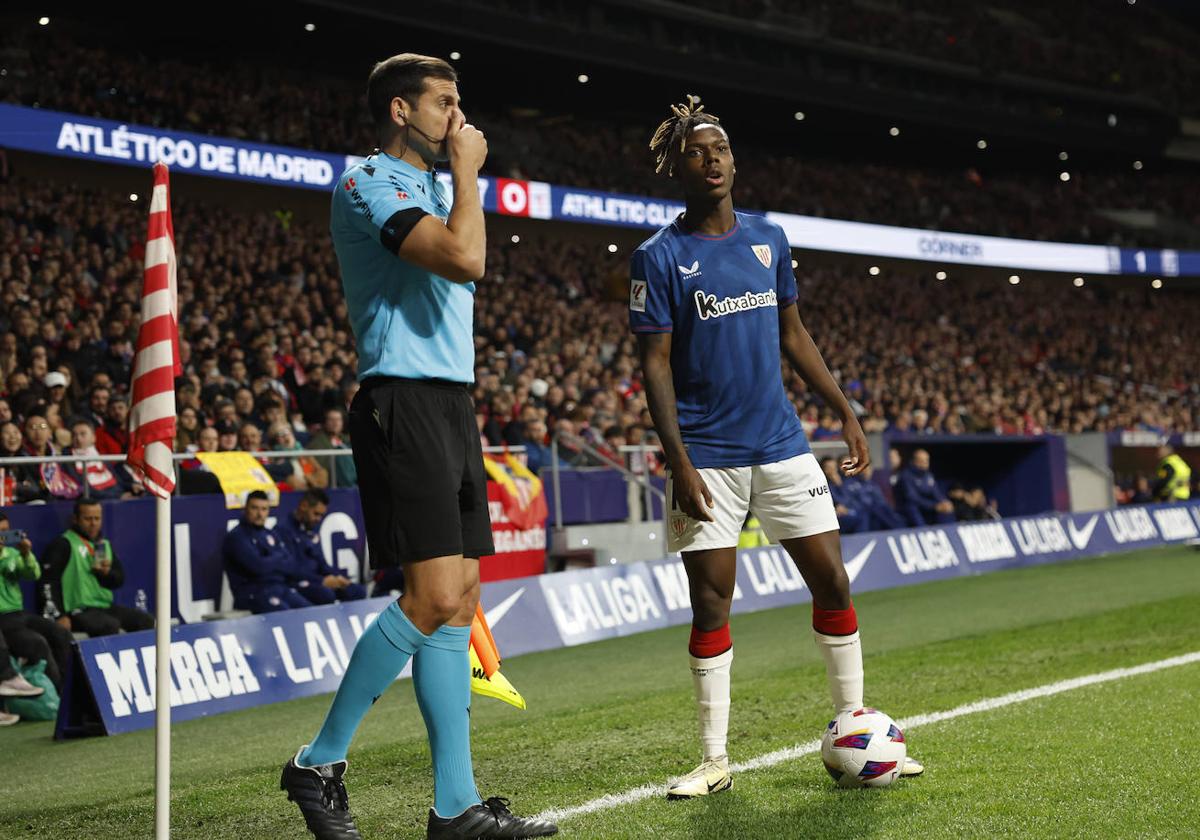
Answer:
[{"left": 126, "top": 162, "right": 182, "bottom": 498}]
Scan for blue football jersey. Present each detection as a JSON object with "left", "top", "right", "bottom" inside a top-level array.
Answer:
[
  {"left": 330, "top": 152, "right": 476, "bottom": 383},
  {"left": 629, "top": 212, "right": 810, "bottom": 468}
]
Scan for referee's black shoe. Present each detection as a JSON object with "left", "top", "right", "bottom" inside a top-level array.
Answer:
[
  {"left": 280, "top": 748, "right": 363, "bottom": 840},
  {"left": 427, "top": 796, "right": 558, "bottom": 839}
]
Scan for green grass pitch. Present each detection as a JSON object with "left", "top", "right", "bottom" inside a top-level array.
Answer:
[{"left": 3, "top": 545, "right": 1199, "bottom": 839}]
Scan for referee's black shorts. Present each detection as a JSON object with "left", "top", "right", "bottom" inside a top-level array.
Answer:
[{"left": 349, "top": 376, "right": 494, "bottom": 568}]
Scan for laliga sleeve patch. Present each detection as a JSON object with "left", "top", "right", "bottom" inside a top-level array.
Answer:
[{"left": 630, "top": 278, "right": 648, "bottom": 312}]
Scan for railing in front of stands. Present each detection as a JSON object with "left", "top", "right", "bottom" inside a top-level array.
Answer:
[{"left": 0, "top": 445, "right": 524, "bottom": 500}]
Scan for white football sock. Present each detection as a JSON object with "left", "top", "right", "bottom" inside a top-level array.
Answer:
[
  {"left": 689, "top": 647, "right": 733, "bottom": 762},
  {"left": 813, "top": 630, "right": 864, "bottom": 712}
]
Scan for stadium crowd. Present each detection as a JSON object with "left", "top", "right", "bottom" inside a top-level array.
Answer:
[
  {"left": 3, "top": 28, "right": 1200, "bottom": 247},
  {"left": 1, "top": 172, "right": 1198, "bottom": 507},
  {"left": 693, "top": 0, "right": 1200, "bottom": 117}
]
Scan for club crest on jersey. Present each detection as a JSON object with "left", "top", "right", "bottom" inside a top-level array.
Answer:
[
  {"left": 630, "top": 279, "right": 647, "bottom": 312},
  {"left": 678, "top": 260, "right": 702, "bottom": 278},
  {"left": 751, "top": 244, "right": 772, "bottom": 268},
  {"left": 670, "top": 514, "right": 689, "bottom": 537}
]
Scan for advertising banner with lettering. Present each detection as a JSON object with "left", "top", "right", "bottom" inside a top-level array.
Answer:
[
  {"left": 5, "top": 489, "right": 366, "bottom": 623},
  {"left": 56, "top": 501, "right": 1200, "bottom": 735},
  {"left": 1108, "top": 430, "right": 1200, "bottom": 448},
  {"left": 0, "top": 103, "right": 348, "bottom": 190},
  {"left": 6, "top": 103, "right": 1199, "bottom": 276},
  {"left": 483, "top": 482, "right": 548, "bottom": 582},
  {"left": 62, "top": 598, "right": 388, "bottom": 736},
  {"left": 6, "top": 485, "right": 544, "bottom": 623},
  {"left": 537, "top": 562, "right": 670, "bottom": 646}
]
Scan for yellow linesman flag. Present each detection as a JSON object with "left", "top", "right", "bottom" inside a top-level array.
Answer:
[
  {"left": 470, "top": 645, "right": 526, "bottom": 709},
  {"left": 469, "top": 604, "right": 526, "bottom": 709}
]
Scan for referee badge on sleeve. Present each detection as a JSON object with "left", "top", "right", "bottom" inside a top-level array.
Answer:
[
  {"left": 630, "top": 279, "right": 648, "bottom": 312},
  {"left": 751, "top": 244, "right": 772, "bottom": 268}
]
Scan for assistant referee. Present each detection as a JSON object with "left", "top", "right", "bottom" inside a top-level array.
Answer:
[{"left": 279, "top": 54, "right": 557, "bottom": 840}]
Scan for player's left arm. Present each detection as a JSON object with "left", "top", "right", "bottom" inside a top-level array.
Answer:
[
  {"left": 774, "top": 227, "right": 867, "bottom": 474},
  {"left": 778, "top": 304, "right": 868, "bottom": 475}
]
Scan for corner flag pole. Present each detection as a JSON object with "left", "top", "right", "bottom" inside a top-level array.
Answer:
[
  {"left": 155, "top": 493, "right": 171, "bottom": 838},
  {"left": 126, "top": 161, "right": 182, "bottom": 839}
]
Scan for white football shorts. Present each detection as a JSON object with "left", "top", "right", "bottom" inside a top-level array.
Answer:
[{"left": 665, "top": 453, "right": 839, "bottom": 553}]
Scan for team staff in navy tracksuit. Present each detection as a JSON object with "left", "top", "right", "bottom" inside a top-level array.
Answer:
[
  {"left": 224, "top": 491, "right": 334, "bottom": 613},
  {"left": 275, "top": 489, "right": 367, "bottom": 603},
  {"left": 843, "top": 464, "right": 906, "bottom": 532},
  {"left": 894, "top": 448, "right": 956, "bottom": 527},
  {"left": 819, "top": 457, "right": 863, "bottom": 533}
]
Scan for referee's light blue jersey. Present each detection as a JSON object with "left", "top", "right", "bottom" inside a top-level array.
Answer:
[{"left": 330, "top": 152, "right": 476, "bottom": 383}]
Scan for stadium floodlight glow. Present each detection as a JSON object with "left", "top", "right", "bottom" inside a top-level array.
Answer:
[
  {"left": 794, "top": 111, "right": 806, "bottom": 121},
  {"left": 1152, "top": 278, "right": 1163, "bottom": 289},
  {"left": 976, "top": 139, "right": 987, "bottom": 150},
  {"left": 1107, "top": 113, "right": 1118, "bottom": 127},
  {"left": 304, "top": 23, "right": 315, "bottom": 32},
  {"left": 38, "top": 16, "right": 49, "bottom": 25},
  {"left": 1059, "top": 151, "right": 1069, "bottom": 161},
  {"left": 1008, "top": 275, "right": 1021, "bottom": 284},
  {"left": 450, "top": 51, "right": 461, "bottom": 60},
  {"left": 889, "top": 126, "right": 900, "bottom": 137},
  {"left": 1133, "top": 160, "right": 1143, "bottom": 170},
  {"left": 868, "top": 265, "right": 881, "bottom": 276},
  {"left": 935, "top": 270, "right": 947, "bottom": 280},
  {"left": 1073, "top": 277, "right": 1085, "bottom": 287},
  {"left": 577, "top": 74, "right": 589, "bottom": 84},
  {"left": 1059, "top": 171, "right": 1071, "bottom": 182},
  {"left": 607, "top": 243, "right": 618, "bottom": 253},
  {"left": 510, "top": 234, "right": 520, "bottom": 244},
  {"left": 129, "top": 193, "right": 138, "bottom": 202}
]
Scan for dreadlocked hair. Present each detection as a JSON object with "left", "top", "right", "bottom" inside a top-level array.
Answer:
[{"left": 649, "top": 94, "right": 722, "bottom": 177}]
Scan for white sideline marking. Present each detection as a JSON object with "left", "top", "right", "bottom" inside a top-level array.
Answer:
[{"left": 538, "top": 650, "right": 1200, "bottom": 823}]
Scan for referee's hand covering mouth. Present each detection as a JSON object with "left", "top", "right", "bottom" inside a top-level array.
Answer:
[{"left": 447, "top": 112, "right": 488, "bottom": 173}]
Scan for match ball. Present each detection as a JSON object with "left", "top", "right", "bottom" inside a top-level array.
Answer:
[{"left": 820, "top": 707, "right": 907, "bottom": 788}]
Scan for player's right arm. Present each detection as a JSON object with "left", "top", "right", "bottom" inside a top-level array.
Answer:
[
  {"left": 637, "top": 334, "right": 715, "bottom": 522},
  {"left": 630, "top": 247, "right": 714, "bottom": 522},
  {"left": 341, "top": 113, "right": 487, "bottom": 283}
]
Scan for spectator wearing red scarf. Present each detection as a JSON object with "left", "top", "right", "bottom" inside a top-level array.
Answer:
[{"left": 94, "top": 394, "right": 130, "bottom": 455}]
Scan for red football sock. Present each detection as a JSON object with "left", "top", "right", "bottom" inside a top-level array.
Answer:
[
  {"left": 812, "top": 602, "right": 858, "bottom": 636},
  {"left": 689, "top": 623, "right": 732, "bottom": 658}
]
